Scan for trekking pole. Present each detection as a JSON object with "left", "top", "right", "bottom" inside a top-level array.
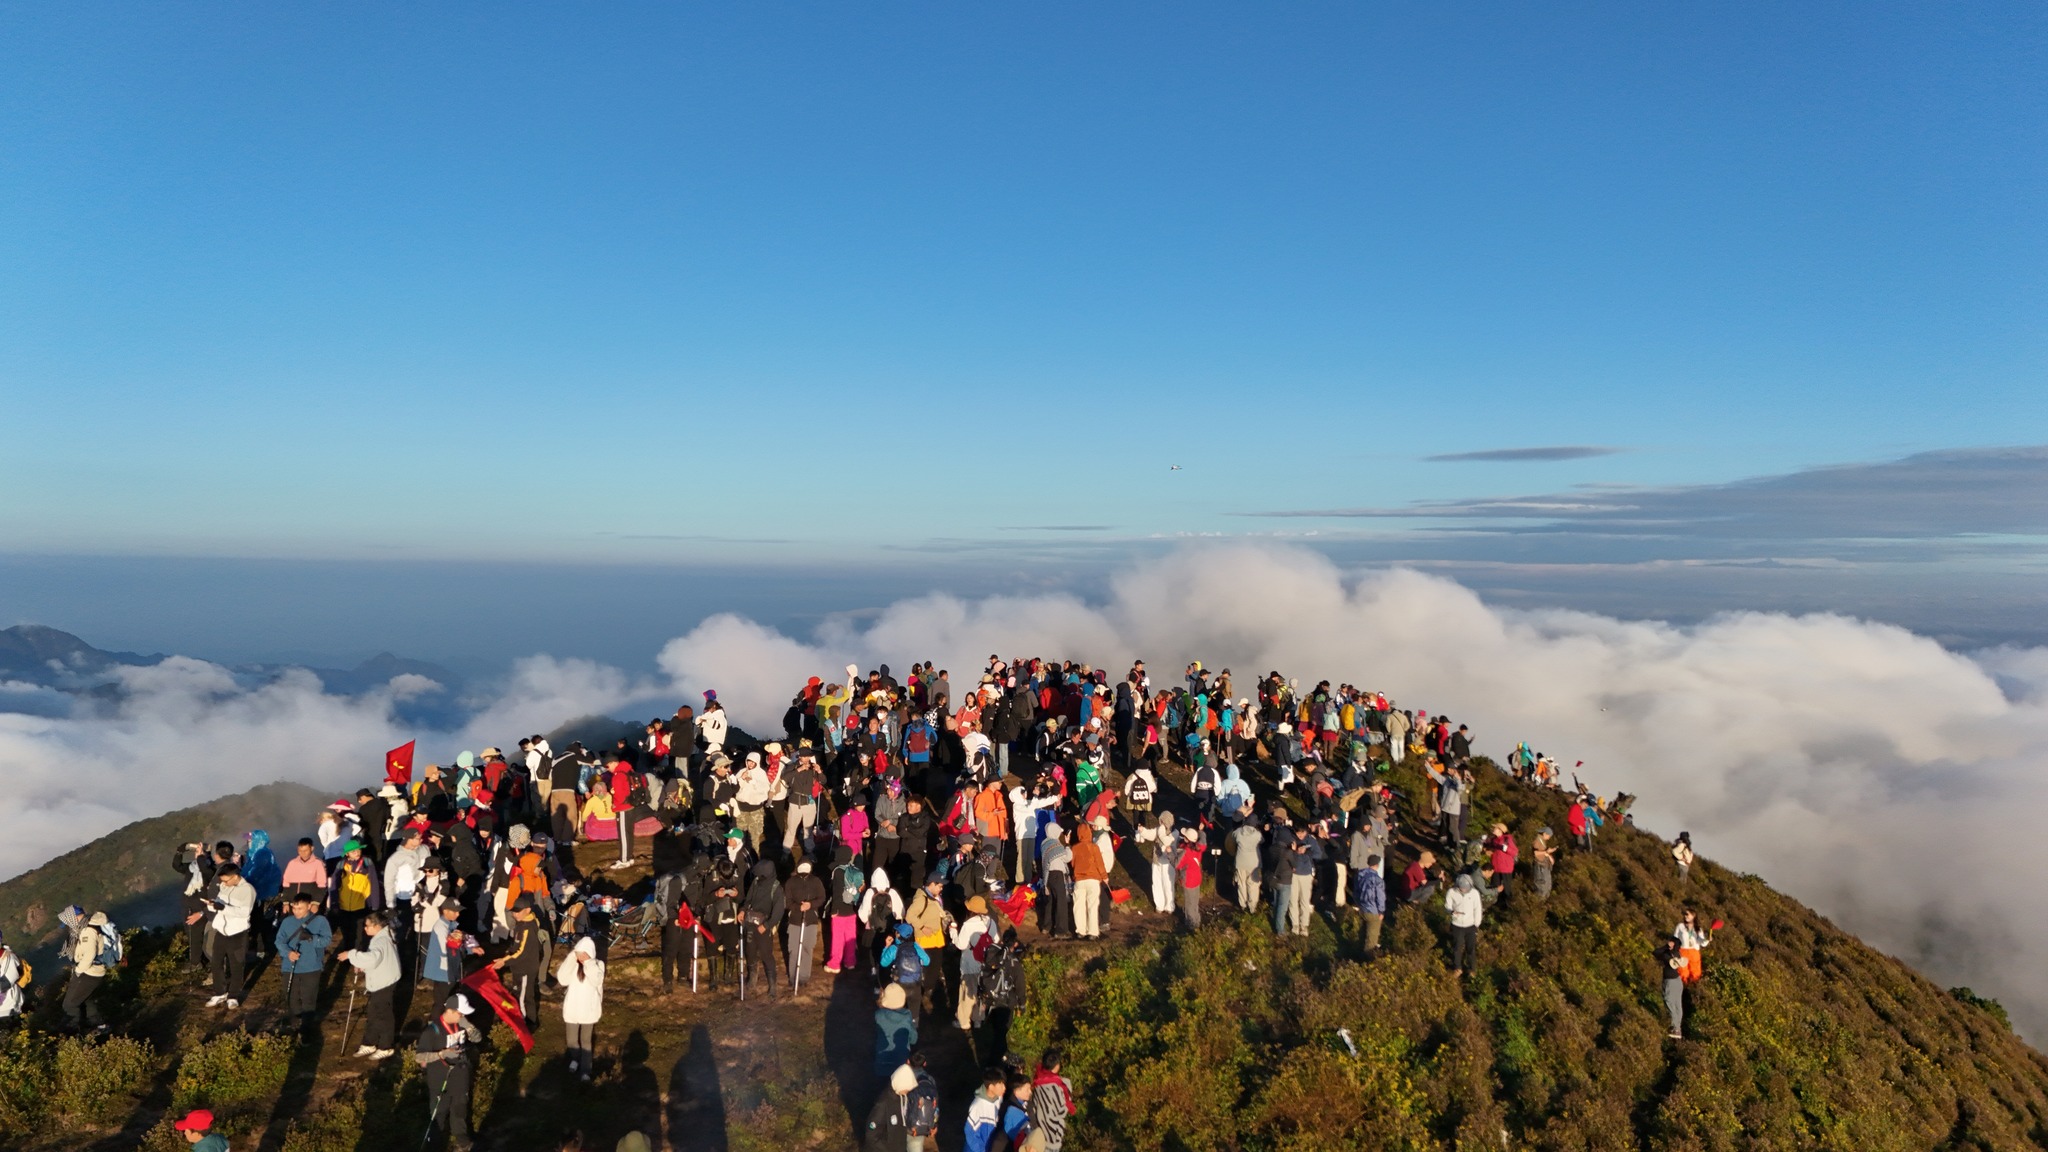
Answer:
[
  {"left": 340, "top": 969, "right": 361, "bottom": 1051},
  {"left": 791, "top": 923, "right": 805, "bottom": 997},
  {"left": 419, "top": 1075, "right": 446, "bottom": 1151},
  {"left": 738, "top": 928, "right": 747, "bottom": 1002},
  {"left": 690, "top": 931, "right": 699, "bottom": 994}
]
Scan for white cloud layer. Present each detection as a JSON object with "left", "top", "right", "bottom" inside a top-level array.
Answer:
[{"left": 4, "top": 545, "right": 2045, "bottom": 1038}]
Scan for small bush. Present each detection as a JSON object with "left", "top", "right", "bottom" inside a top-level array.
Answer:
[
  {"left": 0, "top": 1030, "right": 57, "bottom": 1140},
  {"left": 282, "top": 1084, "right": 368, "bottom": 1152},
  {"left": 172, "top": 1029, "right": 297, "bottom": 1120},
  {"left": 1950, "top": 987, "right": 2010, "bottom": 1030},
  {"left": 53, "top": 1032, "right": 155, "bottom": 1124}
]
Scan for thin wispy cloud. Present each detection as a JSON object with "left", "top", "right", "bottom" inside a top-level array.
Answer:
[
  {"left": 1424, "top": 446, "right": 1625, "bottom": 463},
  {"left": 997, "top": 525, "right": 1114, "bottom": 532},
  {"left": 1249, "top": 446, "right": 2048, "bottom": 541}
]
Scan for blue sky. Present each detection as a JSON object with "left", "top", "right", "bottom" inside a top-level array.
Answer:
[{"left": 2, "top": 3, "right": 2044, "bottom": 574}]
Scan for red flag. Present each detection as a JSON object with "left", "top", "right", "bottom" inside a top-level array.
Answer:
[
  {"left": 673, "top": 900, "right": 717, "bottom": 946},
  {"left": 458, "top": 965, "right": 535, "bottom": 1053},
  {"left": 385, "top": 740, "right": 417, "bottom": 786}
]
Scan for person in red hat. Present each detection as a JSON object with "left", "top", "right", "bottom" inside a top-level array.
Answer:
[{"left": 174, "top": 1108, "right": 228, "bottom": 1151}]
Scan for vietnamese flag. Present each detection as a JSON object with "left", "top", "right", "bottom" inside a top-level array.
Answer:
[
  {"left": 459, "top": 965, "right": 536, "bottom": 1053},
  {"left": 385, "top": 740, "right": 417, "bottom": 786},
  {"left": 674, "top": 900, "right": 717, "bottom": 946}
]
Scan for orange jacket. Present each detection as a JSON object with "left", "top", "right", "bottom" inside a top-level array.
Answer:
[
  {"left": 973, "top": 786, "right": 1009, "bottom": 839},
  {"left": 1072, "top": 836, "right": 1109, "bottom": 883}
]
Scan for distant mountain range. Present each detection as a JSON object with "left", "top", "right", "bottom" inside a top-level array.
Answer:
[{"left": 0, "top": 623, "right": 460, "bottom": 713}]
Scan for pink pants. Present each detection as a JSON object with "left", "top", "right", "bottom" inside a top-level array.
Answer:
[{"left": 829, "top": 914, "right": 859, "bottom": 970}]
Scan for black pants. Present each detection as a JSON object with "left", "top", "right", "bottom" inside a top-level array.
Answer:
[
  {"left": 364, "top": 984, "right": 396, "bottom": 1050},
  {"left": 1045, "top": 872, "right": 1072, "bottom": 937},
  {"left": 746, "top": 927, "right": 777, "bottom": 991},
  {"left": 183, "top": 897, "right": 210, "bottom": 968},
  {"left": 428, "top": 1061, "right": 472, "bottom": 1146},
  {"left": 661, "top": 925, "right": 698, "bottom": 988},
  {"left": 1448, "top": 925, "right": 1478, "bottom": 971},
  {"left": 282, "top": 968, "right": 320, "bottom": 1020},
  {"left": 211, "top": 931, "right": 248, "bottom": 999},
  {"left": 62, "top": 973, "right": 103, "bottom": 1029},
  {"left": 508, "top": 966, "right": 541, "bottom": 1026}
]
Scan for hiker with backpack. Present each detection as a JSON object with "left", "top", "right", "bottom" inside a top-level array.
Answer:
[
  {"left": 1444, "top": 873, "right": 1484, "bottom": 978},
  {"left": 874, "top": 982, "right": 917, "bottom": 1075},
  {"left": 866, "top": 1062, "right": 922, "bottom": 1152},
  {"left": 1658, "top": 933, "right": 1688, "bottom": 1039},
  {"left": 859, "top": 870, "right": 905, "bottom": 975},
  {"left": 417, "top": 992, "right": 484, "bottom": 1152},
  {"left": 879, "top": 922, "right": 930, "bottom": 1010},
  {"left": 0, "top": 930, "right": 25, "bottom": 1034},
  {"left": 57, "top": 906, "right": 114, "bottom": 1033},
  {"left": 741, "top": 858, "right": 786, "bottom": 997},
  {"left": 951, "top": 896, "right": 995, "bottom": 1030},
  {"left": 826, "top": 844, "right": 866, "bottom": 974}
]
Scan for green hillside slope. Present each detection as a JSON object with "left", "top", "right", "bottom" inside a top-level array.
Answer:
[{"left": 0, "top": 782, "right": 330, "bottom": 967}]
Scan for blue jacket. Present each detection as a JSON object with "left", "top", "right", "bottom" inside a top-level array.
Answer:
[
  {"left": 1351, "top": 868, "right": 1386, "bottom": 916},
  {"left": 874, "top": 1006, "right": 917, "bottom": 1074},
  {"left": 274, "top": 913, "right": 332, "bottom": 975}
]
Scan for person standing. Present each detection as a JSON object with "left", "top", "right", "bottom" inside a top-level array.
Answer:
[
  {"left": 784, "top": 860, "right": 827, "bottom": 994},
  {"left": 493, "top": 896, "right": 547, "bottom": 1025},
  {"left": 866, "top": 1063, "right": 919, "bottom": 1152},
  {"left": 1174, "top": 827, "right": 1204, "bottom": 931},
  {"left": 1659, "top": 934, "right": 1688, "bottom": 1039},
  {"left": 1444, "top": 874, "right": 1483, "bottom": 978},
  {"left": 874, "top": 983, "right": 917, "bottom": 1075},
  {"left": 1069, "top": 823, "right": 1107, "bottom": 940},
  {"left": 273, "top": 893, "right": 332, "bottom": 1032},
  {"left": 555, "top": 936, "right": 605, "bottom": 1081},
  {"left": 1228, "top": 820, "right": 1263, "bottom": 912},
  {"left": 951, "top": 896, "right": 994, "bottom": 1030},
  {"left": 416, "top": 994, "right": 485, "bottom": 1152},
  {"left": 1027, "top": 1050, "right": 1074, "bottom": 1152},
  {"left": 1352, "top": 855, "right": 1386, "bottom": 954},
  {"left": 1137, "top": 812, "right": 1178, "bottom": 915},
  {"left": 1531, "top": 828, "right": 1557, "bottom": 899},
  {"left": 1673, "top": 832, "right": 1695, "bottom": 884},
  {"left": 420, "top": 897, "right": 478, "bottom": 1010},
  {"left": 1674, "top": 909, "right": 1713, "bottom": 985},
  {"left": 340, "top": 911, "right": 400, "bottom": 1059},
  {"left": 197, "top": 864, "right": 256, "bottom": 1009},
  {"left": 742, "top": 859, "right": 786, "bottom": 996},
  {"left": 1040, "top": 829, "right": 1074, "bottom": 939},
  {"left": 825, "top": 845, "right": 864, "bottom": 974},
  {"left": 59, "top": 907, "right": 112, "bottom": 1033}
]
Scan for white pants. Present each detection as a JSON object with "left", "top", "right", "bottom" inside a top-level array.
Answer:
[
  {"left": 1150, "top": 861, "right": 1174, "bottom": 913},
  {"left": 1074, "top": 879, "right": 1103, "bottom": 938}
]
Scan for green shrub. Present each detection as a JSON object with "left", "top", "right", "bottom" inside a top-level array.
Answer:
[
  {"left": 171, "top": 1029, "right": 297, "bottom": 1121},
  {"left": 1950, "top": 987, "right": 2010, "bottom": 1029},
  {"left": 53, "top": 1032, "right": 155, "bottom": 1124},
  {"left": 281, "top": 1084, "right": 368, "bottom": 1152},
  {"left": 0, "top": 1029, "right": 57, "bottom": 1140}
]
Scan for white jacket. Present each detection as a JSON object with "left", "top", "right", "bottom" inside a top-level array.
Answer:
[
  {"left": 735, "top": 763, "right": 771, "bottom": 807},
  {"left": 697, "top": 710, "right": 728, "bottom": 752},
  {"left": 1444, "top": 885, "right": 1485, "bottom": 928},
  {"left": 951, "top": 913, "right": 994, "bottom": 975},
  {"left": 555, "top": 939, "right": 605, "bottom": 1024},
  {"left": 211, "top": 880, "right": 257, "bottom": 936}
]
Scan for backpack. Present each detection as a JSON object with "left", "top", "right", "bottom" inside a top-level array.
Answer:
[
  {"left": 837, "top": 863, "right": 865, "bottom": 908},
  {"left": 95, "top": 922, "right": 124, "bottom": 968},
  {"left": 905, "top": 724, "right": 931, "bottom": 756},
  {"left": 906, "top": 1084, "right": 940, "bottom": 1136},
  {"left": 893, "top": 942, "right": 924, "bottom": 985},
  {"left": 1127, "top": 773, "right": 1152, "bottom": 803},
  {"left": 979, "top": 943, "right": 1024, "bottom": 1008}
]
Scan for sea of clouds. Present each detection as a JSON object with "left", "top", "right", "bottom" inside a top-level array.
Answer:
[{"left": 4, "top": 544, "right": 2044, "bottom": 1037}]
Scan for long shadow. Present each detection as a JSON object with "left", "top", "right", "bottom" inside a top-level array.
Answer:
[
  {"left": 821, "top": 972, "right": 875, "bottom": 1146},
  {"left": 256, "top": 965, "right": 326, "bottom": 1151},
  {"left": 614, "top": 1029, "right": 664, "bottom": 1149},
  {"left": 666, "top": 1023, "right": 729, "bottom": 1152}
]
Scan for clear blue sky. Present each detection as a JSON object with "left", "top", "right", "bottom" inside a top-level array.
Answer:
[{"left": 2, "top": 2, "right": 2043, "bottom": 563}]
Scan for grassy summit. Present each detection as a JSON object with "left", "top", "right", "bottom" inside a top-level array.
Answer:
[{"left": 1, "top": 759, "right": 2043, "bottom": 1151}]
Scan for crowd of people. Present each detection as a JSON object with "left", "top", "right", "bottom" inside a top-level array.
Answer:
[{"left": 9, "top": 654, "right": 1717, "bottom": 1151}]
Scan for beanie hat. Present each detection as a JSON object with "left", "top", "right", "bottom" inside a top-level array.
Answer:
[
  {"left": 879, "top": 983, "right": 907, "bottom": 1009},
  {"left": 890, "top": 1064, "right": 918, "bottom": 1094}
]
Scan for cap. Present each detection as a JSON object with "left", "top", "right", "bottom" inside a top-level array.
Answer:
[
  {"left": 174, "top": 1110, "right": 214, "bottom": 1132},
  {"left": 446, "top": 992, "right": 476, "bottom": 1016},
  {"left": 890, "top": 1063, "right": 919, "bottom": 1093}
]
